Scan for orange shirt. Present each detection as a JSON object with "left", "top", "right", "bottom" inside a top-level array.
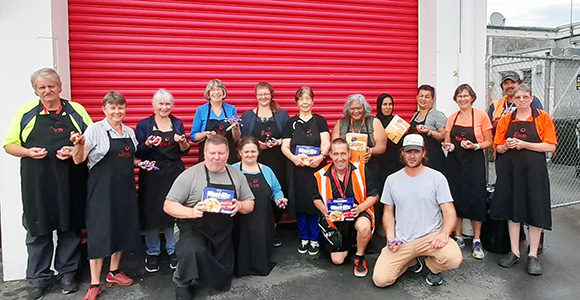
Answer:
[
  {"left": 494, "top": 109, "right": 558, "bottom": 147},
  {"left": 445, "top": 109, "right": 493, "bottom": 143}
]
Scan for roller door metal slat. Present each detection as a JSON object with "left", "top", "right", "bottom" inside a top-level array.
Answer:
[{"left": 69, "top": 0, "right": 418, "bottom": 166}]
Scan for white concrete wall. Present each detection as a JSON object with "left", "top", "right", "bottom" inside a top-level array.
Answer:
[
  {"left": 418, "top": 0, "right": 488, "bottom": 115},
  {"left": 0, "top": 0, "right": 68, "bottom": 281}
]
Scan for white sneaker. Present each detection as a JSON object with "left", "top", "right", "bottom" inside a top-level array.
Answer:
[{"left": 472, "top": 240, "right": 485, "bottom": 259}]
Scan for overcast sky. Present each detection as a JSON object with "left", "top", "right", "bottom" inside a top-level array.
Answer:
[{"left": 487, "top": 0, "right": 580, "bottom": 27}]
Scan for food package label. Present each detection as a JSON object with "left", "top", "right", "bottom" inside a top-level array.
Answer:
[
  {"left": 345, "top": 133, "right": 368, "bottom": 162},
  {"left": 202, "top": 187, "right": 235, "bottom": 214},
  {"left": 384, "top": 115, "right": 410, "bottom": 144},
  {"left": 327, "top": 198, "right": 354, "bottom": 222}
]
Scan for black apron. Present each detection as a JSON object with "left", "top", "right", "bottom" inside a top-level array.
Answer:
[
  {"left": 410, "top": 111, "right": 446, "bottom": 173},
  {"left": 444, "top": 110, "right": 487, "bottom": 221},
  {"left": 21, "top": 105, "right": 87, "bottom": 237},
  {"left": 199, "top": 105, "right": 237, "bottom": 163},
  {"left": 233, "top": 164, "right": 275, "bottom": 276},
  {"left": 175, "top": 167, "right": 237, "bottom": 291},
  {"left": 491, "top": 109, "right": 552, "bottom": 230},
  {"left": 251, "top": 109, "right": 287, "bottom": 222},
  {"left": 86, "top": 131, "right": 141, "bottom": 259},
  {"left": 138, "top": 128, "right": 184, "bottom": 230},
  {"left": 287, "top": 117, "right": 322, "bottom": 215}
]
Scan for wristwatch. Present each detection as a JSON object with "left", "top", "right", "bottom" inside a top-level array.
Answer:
[
  {"left": 473, "top": 144, "right": 480, "bottom": 151},
  {"left": 426, "top": 131, "right": 432, "bottom": 138}
]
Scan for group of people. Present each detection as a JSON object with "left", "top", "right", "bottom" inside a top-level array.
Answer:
[{"left": 4, "top": 68, "right": 557, "bottom": 300}]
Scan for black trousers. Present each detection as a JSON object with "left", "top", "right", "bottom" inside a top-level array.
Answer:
[{"left": 25, "top": 229, "right": 81, "bottom": 287}]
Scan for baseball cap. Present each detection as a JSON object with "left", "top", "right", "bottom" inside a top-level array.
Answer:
[
  {"left": 402, "top": 134, "right": 424, "bottom": 151},
  {"left": 501, "top": 71, "right": 520, "bottom": 84}
]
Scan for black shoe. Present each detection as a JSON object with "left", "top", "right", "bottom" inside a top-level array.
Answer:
[
  {"left": 28, "top": 286, "right": 46, "bottom": 300},
  {"left": 354, "top": 256, "right": 368, "bottom": 277},
  {"left": 308, "top": 241, "right": 320, "bottom": 256},
  {"left": 527, "top": 256, "right": 542, "bottom": 275},
  {"left": 298, "top": 240, "right": 309, "bottom": 254},
  {"left": 408, "top": 257, "right": 423, "bottom": 274},
  {"left": 61, "top": 280, "right": 78, "bottom": 294},
  {"left": 175, "top": 285, "right": 194, "bottom": 300},
  {"left": 145, "top": 254, "right": 160, "bottom": 273},
  {"left": 425, "top": 271, "right": 443, "bottom": 286},
  {"left": 498, "top": 252, "right": 520, "bottom": 268},
  {"left": 170, "top": 253, "right": 178, "bottom": 270},
  {"left": 273, "top": 237, "right": 282, "bottom": 247}
]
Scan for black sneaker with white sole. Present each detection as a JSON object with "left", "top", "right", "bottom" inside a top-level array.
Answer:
[
  {"left": 298, "top": 240, "right": 309, "bottom": 254},
  {"left": 308, "top": 241, "right": 320, "bottom": 256},
  {"left": 169, "top": 253, "right": 178, "bottom": 270},
  {"left": 408, "top": 257, "right": 423, "bottom": 274},
  {"left": 426, "top": 271, "right": 443, "bottom": 286},
  {"left": 145, "top": 254, "right": 160, "bottom": 273}
]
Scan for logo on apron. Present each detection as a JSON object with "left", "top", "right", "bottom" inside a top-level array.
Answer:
[
  {"left": 514, "top": 128, "right": 527, "bottom": 139},
  {"left": 118, "top": 146, "right": 132, "bottom": 157},
  {"left": 50, "top": 121, "right": 64, "bottom": 133}
]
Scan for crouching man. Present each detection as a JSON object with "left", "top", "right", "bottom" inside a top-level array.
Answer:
[
  {"left": 313, "top": 138, "right": 378, "bottom": 277},
  {"left": 373, "top": 134, "right": 462, "bottom": 287}
]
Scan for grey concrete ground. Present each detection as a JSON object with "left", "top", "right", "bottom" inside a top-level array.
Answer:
[{"left": 1, "top": 204, "right": 579, "bottom": 300}]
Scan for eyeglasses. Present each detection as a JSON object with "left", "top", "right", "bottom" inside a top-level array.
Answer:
[{"left": 256, "top": 93, "right": 271, "bottom": 97}]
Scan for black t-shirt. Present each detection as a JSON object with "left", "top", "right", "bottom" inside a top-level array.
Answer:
[{"left": 282, "top": 114, "right": 329, "bottom": 140}]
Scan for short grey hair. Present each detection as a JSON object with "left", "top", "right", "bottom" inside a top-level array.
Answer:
[
  {"left": 203, "top": 79, "right": 227, "bottom": 101},
  {"left": 30, "top": 68, "right": 61, "bottom": 89},
  {"left": 513, "top": 83, "right": 532, "bottom": 96},
  {"left": 153, "top": 88, "right": 174, "bottom": 105},
  {"left": 343, "top": 94, "right": 371, "bottom": 117}
]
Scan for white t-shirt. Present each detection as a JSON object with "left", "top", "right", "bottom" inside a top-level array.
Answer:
[{"left": 381, "top": 167, "right": 453, "bottom": 242}]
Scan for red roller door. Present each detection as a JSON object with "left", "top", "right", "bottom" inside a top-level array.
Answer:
[{"left": 69, "top": 0, "right": 418, "bottom": 166}]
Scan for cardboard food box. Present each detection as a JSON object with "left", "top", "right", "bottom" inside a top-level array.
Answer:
[
  {"left": 295, "top": 145, "right": 321, "bottom": 166},
  {"left": 385, "top": 115, "right": 410, "bottom": 144},
  {"left": 345, "top": 133, "right": 368, "bottom": 162},
  {"left": 327, "top": 198, "right": 354, "bottom": 222},
  {"left": 202, "top": 187, "right": 235, "bottom": 214}
]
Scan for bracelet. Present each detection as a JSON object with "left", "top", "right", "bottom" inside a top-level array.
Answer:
[
  {"left": 474, "top": 144, "right": 480, "bottom": 151},
  {"left": 427, "top": 131, "right": 432, "bottom": 137}
]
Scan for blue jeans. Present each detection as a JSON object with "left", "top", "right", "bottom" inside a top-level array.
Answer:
[
  {"left": 145, "top": 227, "right": 175, "bottom": 256},
  {"left": 296, "top": 213, "right": 320, "bottom": 241}
]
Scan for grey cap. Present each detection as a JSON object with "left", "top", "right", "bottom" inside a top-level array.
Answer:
[
  {"left": 402, "top": 134, "right": 424, "bottom": 151},
  {"left": 501, "top": 71, "right": 520, "bottom": 84}
]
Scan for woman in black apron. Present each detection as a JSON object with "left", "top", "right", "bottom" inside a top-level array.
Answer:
[
  {"left": 240, "top": 82, "right": 290, "bottom": 246},
  {"left": 491, "top": 84, "right": 557, "bottom": 275},
  {"left": 136, "top": 89, "right": 190, "bottom": 272},
  {"left": 442, "top": 84, "right": 493, "bottom": 259},
  {"left": 409, "top": 85, "right": 447, "bottom": 173},
  {"left": 73, "top": 92, "right": 146, "bottom": 299},
  {"left": 232, "top": 138, "right": 287, "bottom": 276},
  {"left": 281, "top": 86, "right": 330, "bottom": 256},
  {"left": 190, "top": 79, "right": 240, "bottom": 164}
]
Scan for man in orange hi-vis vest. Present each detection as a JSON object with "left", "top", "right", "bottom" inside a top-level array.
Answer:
[
  {"left": 487, "top": 71, "right": 543, "bottom": 132},
  {"left": 313, "top": 138, "right": 378, "bottom": 278}
]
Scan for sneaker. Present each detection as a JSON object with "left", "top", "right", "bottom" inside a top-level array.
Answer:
[
  {"left": 297, "top": 239, "right": 309, "bottom": 254},
  {"left": 354, "top": 257, "right": 368, "bottom": 277},
  {"left": 169, "top": 253, "right": 178, "bottom": 270},
  {"left": 454, "top": 236, "right": 465, "bottom": 250},
  {"left": 175, "top": 285, "right": 194, "bottom": 300},
  {"left": 425, "top": 271, "right": 443, "bottom": 286},
  {"left": 472, "top": 240, "right": 485, "bottom": 259},
  {"left": 82, "top": 286, "right": 101, "bottom": 300},
  {"left": 308, "top": 241, "right": 320, "bottom": 256},
  {"left": 498, "top": 251, "right": 520, "bottom": 268},
  {"left": 273, "top": 237, "right": 282, "bottom": 247},
  {"left": 61, "top": 280, "right": 78, "bottom": 294},
  {"left": 106, "top": 271, "right": 134, "bottom": 286},
  {"left": 408, "top": 257, "right": 424, "bottom": 274},
  {"left": 145, "top": 254, "right": 160, "bottom": 273},
  {"left": 527, "top": 256, "right": 542, "bottom": 275},
  {"left": 28, "top": 286, "right": 46, "bottom": 300}
]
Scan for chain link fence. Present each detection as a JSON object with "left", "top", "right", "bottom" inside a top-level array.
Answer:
[{"left": 486, "top": 54, "right": 580, "bottom": 208}]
